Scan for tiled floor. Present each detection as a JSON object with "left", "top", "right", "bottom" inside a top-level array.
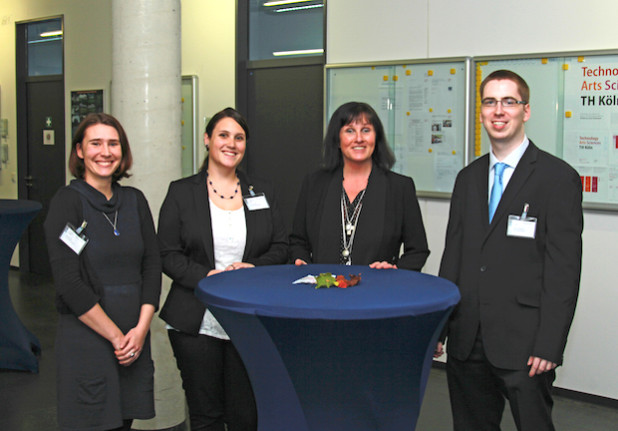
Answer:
[{"left": 2, "top": 269, "right": 617, "bottom": 430}]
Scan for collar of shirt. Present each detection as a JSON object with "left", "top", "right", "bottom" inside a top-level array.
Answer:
[{"left": 488, "top": 136, "right": 529, "bottom": 200}]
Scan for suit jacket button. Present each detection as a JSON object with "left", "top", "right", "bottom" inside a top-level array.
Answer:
[{"left": 480, "top": 266, "right": 487, "bottom": 272}]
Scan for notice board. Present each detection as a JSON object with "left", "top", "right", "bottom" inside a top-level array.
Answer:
[
  {"left": 476, "top": 52, "right": 618, "bottom": 209},
  {"left": 326, "top": 58, "right": 470, "bottom": 196}
]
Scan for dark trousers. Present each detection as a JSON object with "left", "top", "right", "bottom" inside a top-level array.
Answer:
[
  {"left": 446, "top": 332, "right": 556, "bottom": 431},
  {"left": 168, "top": 330, "right": 257, "bottom": 431}
]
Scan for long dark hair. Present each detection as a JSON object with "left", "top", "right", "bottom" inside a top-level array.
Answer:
[
  {"left": 69, "top": 113, "right": 132, "bottom": 181},
  {"left": 200, "top": 107, "right": 250, "bottom": 172},
  {"left": 322, "top": 101, "right": 395, "bottom": 171}
]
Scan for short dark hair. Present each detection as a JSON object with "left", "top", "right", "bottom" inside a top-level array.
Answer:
[
  {"left": 69, "top": 113, "right": 133, "bottom": 181},
  {"left": 322, "top": 101, "right": 395, "bottom": 171},
  {"left": 200, "top": 107, "right": 250, "bottom": 171},
  {"left": 480, "top": 69, "right": 530, "bottom": 103}
]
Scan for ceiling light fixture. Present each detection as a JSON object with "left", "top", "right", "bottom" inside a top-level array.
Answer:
[
  {"left": 274, "top": 4, "right": 323, "bottom": 12},
  {"left": 264, "top": 0, "right": 319, "bottom": 6},
  {"left": 273, "top": 48, "right": 324, "bottom": 57},
  {"left": 40, "top": 30, "right": 63, "bottom": 38}
]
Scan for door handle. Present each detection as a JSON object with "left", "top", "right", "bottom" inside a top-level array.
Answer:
[{"left": 24, "top": 175, "right": 33, "bottom": 187}]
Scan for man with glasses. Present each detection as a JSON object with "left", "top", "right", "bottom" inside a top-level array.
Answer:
[{"left": 436, "top": 70, "right": 583, "bottom": 431}]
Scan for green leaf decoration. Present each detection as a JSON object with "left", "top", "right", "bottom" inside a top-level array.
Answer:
[{"left": 315, "top": 272, "right": 337, "bottom": 289}]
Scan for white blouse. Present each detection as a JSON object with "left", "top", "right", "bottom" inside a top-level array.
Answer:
[{"left": 198, "top": 199, "right": 247, "bottom": 339}]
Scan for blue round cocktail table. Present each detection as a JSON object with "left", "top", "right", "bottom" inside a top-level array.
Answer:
[
  {"left": 196, "top": 264, "right": 460, "bottom": 431},
  {"left": 0, "top": 199, "right": 42, "bottom": 372}
]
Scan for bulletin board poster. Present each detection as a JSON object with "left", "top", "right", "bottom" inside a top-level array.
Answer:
[
  {"left": 326, "top": 60, "right": 468, "bottom": 195},
  {"left": 477, "top": 52, "right": 618, "bottom": 208},
  {"left": 562, "top": 55, "right": 618, "bottom": 205},
  {"left": 71, "top": 90, "right": 104, "bottom": 137}
]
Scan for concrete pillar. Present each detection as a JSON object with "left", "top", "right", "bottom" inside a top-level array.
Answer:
[{"left": 111, "top": 1, "right": 185, "bottom": 429}]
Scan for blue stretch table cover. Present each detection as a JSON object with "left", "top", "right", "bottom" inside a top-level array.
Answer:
[
  {"left": 0, "top": 199, "right": 42, "bottom": 372},
  {"left": 197, "top": 264, "right": 460, "bottom": 431}
]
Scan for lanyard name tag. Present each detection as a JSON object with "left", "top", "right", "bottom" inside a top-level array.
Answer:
[
  {"left": 244, "top": 193, "right": 270, "bottom": 211},
  {"left": 507, "top": 215, "right": 537, "bottom": 239},
  {"left": 59, "top": 222, "right": 89, "bottom": 255}
]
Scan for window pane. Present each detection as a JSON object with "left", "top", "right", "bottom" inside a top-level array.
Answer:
[
  {"left": 27, "top": 19, "right": 63, "bottom": 76},
  {"left": 250, "top": 0, "right": 324, "bottom": 61}
]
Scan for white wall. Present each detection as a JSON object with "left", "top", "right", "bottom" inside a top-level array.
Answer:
[{"left": 328, "top": 0, "right": 618, "bottom": 400}]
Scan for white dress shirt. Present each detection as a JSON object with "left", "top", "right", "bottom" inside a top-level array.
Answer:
[{"left": 488, "top": 136, "right": 529, "bottom": 202}]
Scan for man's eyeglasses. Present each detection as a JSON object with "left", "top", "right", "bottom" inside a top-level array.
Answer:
[{"left": 481, "top": 97, "right": 527, "bottom": 108}]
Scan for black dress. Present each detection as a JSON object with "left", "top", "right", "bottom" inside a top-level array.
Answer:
[{"left": 44, "top": 180, "right": 161, "bottom": 431}]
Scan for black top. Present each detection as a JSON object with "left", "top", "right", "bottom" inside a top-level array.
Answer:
[
  {"left": 290, "top": 167, "right": 430, "bottom": 271},
  {"left": 44, "top": 179, "right": 161, "bottom": 316}
]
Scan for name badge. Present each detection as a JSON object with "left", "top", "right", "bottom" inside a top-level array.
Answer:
[
  {"left": 244, "top": 193, "right": 270, "bottom": 211},
  {"left": 59, "top": 221, "right": 89, "bottom": 255},
  {"left": 506, "top": 203, "right": 536, "bottom": 239}
]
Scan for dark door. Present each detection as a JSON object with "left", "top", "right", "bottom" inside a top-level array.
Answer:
[
  {"left": 245, "top": 64, "right": 324, "bottom": 228},
  {"left": 22, "top": 78, "right": 66, "bottom": 275},
  {"left": 16, "top": 17, "right": 65, "bottom": 275}
]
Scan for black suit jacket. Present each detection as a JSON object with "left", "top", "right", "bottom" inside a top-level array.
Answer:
[
  {"left": 158, "top": 169, "right": 288, "bottom": 335},
  {"left": 439, "top": 141, "right": 583, "bottom": 369},
  {"left": 290, "top": 166, "right": 429, "bottom": 271}
]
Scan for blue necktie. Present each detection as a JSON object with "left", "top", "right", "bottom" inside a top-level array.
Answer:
[{"left": 489, "top": 162, "right": 507, "bottom": 222}]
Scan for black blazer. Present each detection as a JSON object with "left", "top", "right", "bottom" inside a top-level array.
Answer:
[
  {"left": 290, "top": 166, "right": 429, "bottom": 271},
  {"left": 439, "top": 142, "right": 583, "bottom": 369},
  {"left": 158, "top": 169, "right": 288, "bottom": 335}
]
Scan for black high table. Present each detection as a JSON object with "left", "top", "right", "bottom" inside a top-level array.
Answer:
[
  {"left": 0, "top": 199, "right": 42, "bottom": 372},
  {"left": 196, "top": 264, "right": 460, "bottom": 431}
]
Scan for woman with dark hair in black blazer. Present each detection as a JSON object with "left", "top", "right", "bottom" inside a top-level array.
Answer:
[
  {"left": 290, "top": 101, "right": 429, "bottom": 270},
  {"left": 158, "top": 107, "right": 288, "bottom": 431}
]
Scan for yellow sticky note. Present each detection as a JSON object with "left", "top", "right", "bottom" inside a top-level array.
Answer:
[
  {"left": 452, "top": 150, "right": 457, "bottom": 155},
  {"left": 541, "top": 58, "right": 548, "bottom": 64},
  {"left": 565, "top": 111, "right": 572, "bottom": 118},
  {"left": 371, "top": 66, "right": 375, "bottom": 70},
  {"left": 450, "top": 68, "right": 456, "bottom": 75},
  {"left": 447, "top": 109, "right": 452, "bottom": 113},
  {"left": 428, "top": 148, "right": 433, "bottom": 153},
  {"left": 383, "top": 75, "right": 389, "bottom": 81},
  {"left": 578, "top": 56, "right": 585, "bottom": 63},
  {"left": 393, "top": 75, "right": 399, "bottom": 81},
  {"left": 429, "top": 108, "right": 433, "bottom": 113},
  {"left": 428, "top": 70, "right": 434, "bottom": 76},
  {"left": 406, "top": 112, "right": 411, "bottom": 116},
  {"left": 406, "top": 69, "right": 411, "bottom": 76},
  {"left": 563, "top": 64, "right": 569, "bottom": 71}
]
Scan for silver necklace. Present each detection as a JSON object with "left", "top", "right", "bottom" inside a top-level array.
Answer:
[
  {"left": 340, "top": 187, "right": 366, "bottom": 265},
  {"left": 102, "top": 210, "right": 119, "bottom": 236}
]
